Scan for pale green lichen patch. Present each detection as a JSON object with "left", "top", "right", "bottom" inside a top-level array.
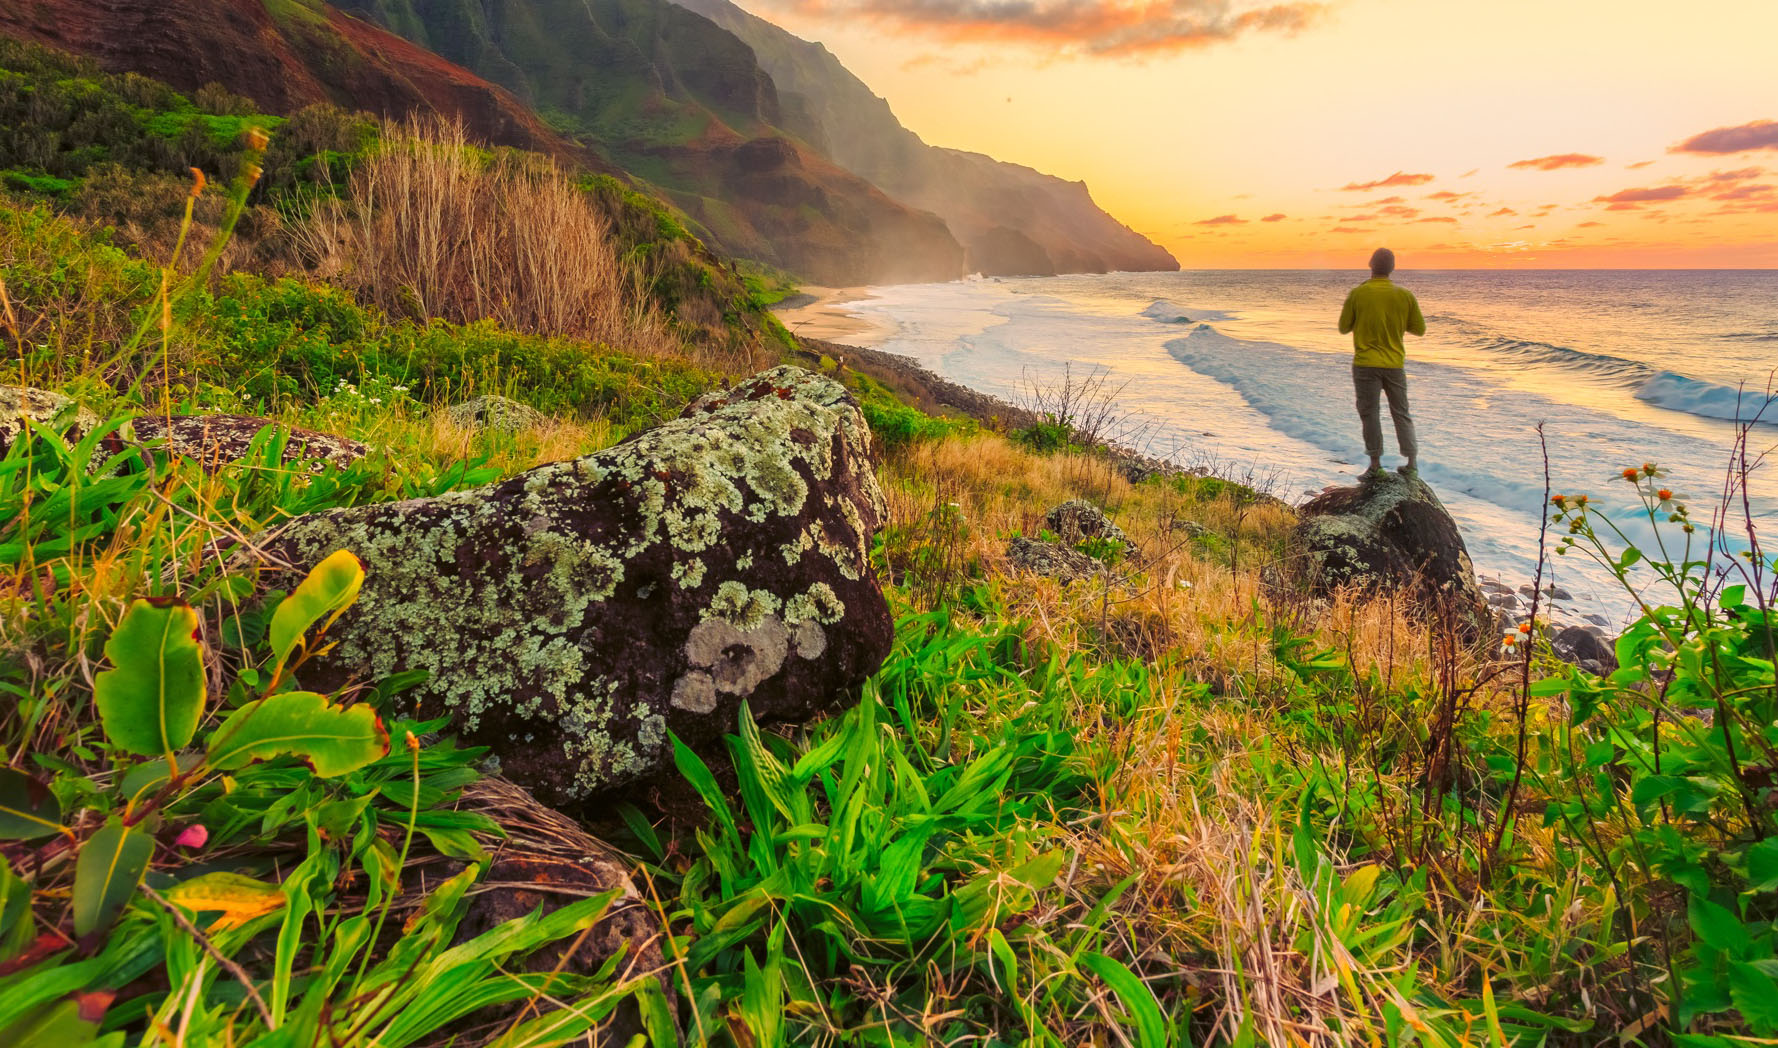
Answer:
[{"left": 707, "top": 581, "right": 781, "bottom": 630}]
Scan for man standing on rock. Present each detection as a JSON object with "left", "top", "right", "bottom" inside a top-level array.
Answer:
[{"left": 1338, "top": 247, "right": 1424, "bottom": 477}]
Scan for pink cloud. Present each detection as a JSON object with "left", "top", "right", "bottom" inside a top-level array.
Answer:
[
  {"left": 1508, "top": 153, "right": 1604, "bottom": 171},
  {"left": 767, "top": 0, "right": 1327, "bottom": 58},
  {"left": 1341, "top": 172, "right": 1435, "bottom": 192}
]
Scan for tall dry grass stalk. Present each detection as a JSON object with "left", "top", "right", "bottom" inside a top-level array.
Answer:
[{"left": 308, "top": 117, "right": 675, "bottom": 358}]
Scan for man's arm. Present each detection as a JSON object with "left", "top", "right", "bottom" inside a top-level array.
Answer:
[
  {"left": 1406, "top": 292, "right": 1426, "bottom": 337},
  {"left": 1338, "top": 289, "right": 1356, "bottom": 334}
]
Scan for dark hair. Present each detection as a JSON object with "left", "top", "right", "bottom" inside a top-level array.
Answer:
[{"left": 1369, "top": 247, "right": 1396, "bottom": 275}]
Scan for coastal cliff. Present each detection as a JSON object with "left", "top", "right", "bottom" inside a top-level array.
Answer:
[{"left": 670, "top": 0, "right": 1180, "bottom": 276}]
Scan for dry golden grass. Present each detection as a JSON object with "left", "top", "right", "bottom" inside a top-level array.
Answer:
[
  {"left": 305, "top": 117, "right": 677, "bottom": 360},
  {"left": 879, "top": 430, "right": 1449, "bottom": 696}
]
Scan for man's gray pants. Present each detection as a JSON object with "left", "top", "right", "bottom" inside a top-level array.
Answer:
[{"left": 1352, "top": 365, "right": 1417, "bottom": 462}]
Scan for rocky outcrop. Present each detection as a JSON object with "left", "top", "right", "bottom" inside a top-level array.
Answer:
[
  {"left": 0, "top": 385, "right": 97, "bottom": 455},
  {"left": 1552, "top": 625, "right": 1617, "bottom": 676},
  {"left": 445, "top": 395, "right": 546, "bottom": 433},
  {"left": 127, "top": 414, "right": 369, "bottom": 471},
  {"left": 1046, "top": 499, "right": 1136, "bottom": 558},
  {"left": 447, "top": 776, "right": 669, "bottom": 1036},
  {"left": 261, "top": 367, "right": 892, "bottom": 805},
  {"left": 1006, "top": 536, "right": 1099, "bottom": 582},
  {"left": 1, "top": 386, "right": 368, "bottom": 470},
  {"left": 1294, "top": 472, "right": 1489, "bottom": 635}
]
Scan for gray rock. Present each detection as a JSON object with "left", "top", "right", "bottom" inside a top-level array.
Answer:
[
  {"left": 443, "top": 776, "right": 671, "bottom": 1038},
  {"left": 445, "top": 394, "right": 546, "bottom": 433},
  {"left": 0, "top": 385, "right": 99, "bottom": 455},
  {"left": 1487, "top": 593, "right": 1520, "bottom": 609},
  {"left": 259, "top": 366, "right": 891, "bottom": 806},
  {"left": 1293, "top": 471, "right": 1490, "bottom": 637},
  {"left": 1006, "top": 536, "right": 1099, "bottom": 582},
  {"left": 1046, "top": 499, "right": 1136, "bottom": 556},
  {"left": 1, "top": 386, "right": 368, "bottom": 471},
  {"left": 126, "top": 414, "right": 369, "bottom": 471},
  {"left": 1553, "top": 625, "right": 1617, "bottom": 674}
]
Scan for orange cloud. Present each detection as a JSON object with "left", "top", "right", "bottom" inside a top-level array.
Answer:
[
  {"left": 1414, "top": 216, "right": 1458, "bottom": 223},
  {"left": 1423, "top": 190, "right": 1472, "bottom": 202},
  {"left": 1672, "top": 118, "right": 1778, "bottom": 155},
  {"left": 1377, "top": 205, "right": 1420, "bottom": 218},
  {"left": 1195, "top": 213, "right": 1248, "bottom": 225},
  {"left": 1329, "top": 226, "right": 1370, "bottom": 233},
  {"left": 769, "top": 0, "right": 1325, "bottom": 57},
  {"left": 1508, "top": 153, "right": 1604, "bottom": 171},
  {"left": 1341, "top": 171, "right": 1435, "bottom": 191},
  {"left": 1626, "top": 160, "right": 1654, "bottom": 169},
  {"left": 1577, "top": 221, "right": 1604, "bottom": 227},
  {"left": 1488, "top": 207, "right": 1518, "bottom": 216},
  {"left": 1260, "top": 213, "right": 1287, "bottom": 222},
  {"left": 1714, "top": 183, "right": 1774, "bottom": 201}
]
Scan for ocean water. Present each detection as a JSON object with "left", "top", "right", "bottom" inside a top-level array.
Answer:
[{"left": 834, "top": 270, "right": 1778, "bottom": 623}]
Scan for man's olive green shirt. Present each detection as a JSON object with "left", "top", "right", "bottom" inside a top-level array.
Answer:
[{"left": 1338, "top": 277, "right": 1425, "bottom": 369}]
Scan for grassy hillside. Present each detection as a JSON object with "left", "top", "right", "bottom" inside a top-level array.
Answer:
[{"left": 2, "top": 67, "right": 1777, "bottom": 1048}]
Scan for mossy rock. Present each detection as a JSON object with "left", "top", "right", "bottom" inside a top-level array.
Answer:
[
  {"left": 260, "top": 366, "right": 893, "bottom": 805},
  {"left": 1293, "top": 471, "right": 1490, "bottom": 638}
]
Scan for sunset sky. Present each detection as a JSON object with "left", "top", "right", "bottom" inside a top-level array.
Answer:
[{"left": 731, "top": 0, "right": 1778, "bottom": 267}]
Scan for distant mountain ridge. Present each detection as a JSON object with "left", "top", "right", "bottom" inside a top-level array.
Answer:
[{"left": 670, "top": 0, "right": 1179, "bottom": 276}]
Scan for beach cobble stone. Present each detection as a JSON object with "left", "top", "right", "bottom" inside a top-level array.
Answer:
[{"left": 259, "top": 366, "right": 892, "bottom": 805}]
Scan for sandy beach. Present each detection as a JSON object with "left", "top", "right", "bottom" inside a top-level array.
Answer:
[{"left": 771, "top": 286, "right": 894, "bottom": 345}]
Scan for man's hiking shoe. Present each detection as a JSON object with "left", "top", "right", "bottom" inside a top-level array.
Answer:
[{"left": 1397, "top": 464, "right": 1419, "bottom": 476}]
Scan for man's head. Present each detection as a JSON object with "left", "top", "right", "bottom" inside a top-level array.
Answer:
[{"left": 1369, "top": 248, "right": 1396, "bottom": 277}]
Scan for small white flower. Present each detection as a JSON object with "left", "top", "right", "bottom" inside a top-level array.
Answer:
[{"left": 369, "top": 397, "right": 382, "bottom": 405}]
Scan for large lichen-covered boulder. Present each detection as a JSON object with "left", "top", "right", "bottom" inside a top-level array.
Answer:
[
  {"left": 1294, "top": 471, "right": 1489, "bottom": 635},
  {"left": 261, "top": 366, "right": 892, "bottom": 805}
]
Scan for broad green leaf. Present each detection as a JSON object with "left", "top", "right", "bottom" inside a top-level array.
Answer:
[
  {"left": 163, "top": 872, "right": 286, "bottom": 931},
  {"left": 0, "top": 855, "right": 32, "bottom": 963},
  {"left": 1688, "top": 895, "right": 1747, "bottom": 956},
  {"left": 72, "top": 817, "right": 152, "bottom": 938},
  {"left": 0, "top": 767, "right": 64, "bottom": 840},
  {"left": 1080, "top": 952, "right": 1167, "bottom": 1048},
  {"left": 268, "top": 550, "right": 364, "bottom": 680},
  {"left": 0, "top": 998, "right": 104, "bottom": 1048},
  {"left": 1749, "top": 838, "right": 1778, "bottom": 893},
  {"left": 93, "top": 598, "right": 205, "bottom": 757},
  {"left": 1729, "top": 962, "right": 1778, "bottom": 1034},
  {"left": 205, "top": 691, "right": 389, "bottom": 777},
  {"left": 117, "top": 759, "right": 171, "bottom": 814}
]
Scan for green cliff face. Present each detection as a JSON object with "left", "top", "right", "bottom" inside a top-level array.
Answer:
[
  {"left": 334, "top": 0, "right": 966, "bottom": 284},
  {"left": 670, "top": 0, "right": 1180, "bottom": 276}
]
